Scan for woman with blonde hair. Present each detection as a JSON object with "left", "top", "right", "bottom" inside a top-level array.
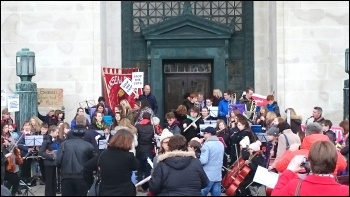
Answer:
[
  {"left": 119, "top": 99, "right": 137, "bottom": 125},
  {"left": 114, "top": 118, "right": 138, "bottom": 156},
  {"left": 30, "top": 116, "right": 43, "bottom": 134},
  {"left": 212, "top": 89, "right": 223, "bottom": 106},
  {"left": 266, "top": 112, "right": 277, "bottom": 130},
  {"left": 285, "top": 108, "right": 302, "bottom": 134}
]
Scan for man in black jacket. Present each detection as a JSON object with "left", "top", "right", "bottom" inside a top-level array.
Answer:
[
  {"left": 56, "top": 115, "right": 96, "bottom": 196},
  {"left": 138, "top": 85, "right": 158, "bottom": 114}
]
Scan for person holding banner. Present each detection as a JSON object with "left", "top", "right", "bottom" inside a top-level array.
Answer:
[{"left": 137, "top": 85, "right": 158, "bottom": 115}]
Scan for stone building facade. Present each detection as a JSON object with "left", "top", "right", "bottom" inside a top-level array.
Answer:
[{"left": 1, "top": 1, "right": 348, "bottom": 124}]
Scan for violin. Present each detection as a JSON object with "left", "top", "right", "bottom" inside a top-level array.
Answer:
[{"left": 222, "top": 150, "right": 262, "bottom": 196}]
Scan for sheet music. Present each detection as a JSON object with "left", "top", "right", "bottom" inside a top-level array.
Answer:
[
  {"left": 98, "top": 139, "right": 108, "bottom": 149},
  {"left": 208, "top": 106, "right": 218, "bottom": 117},
  {"left": 253, "top": 166, "right": 279, "bottom": 189},
  {"left": 256, "top": 133, "right": 268, "bottom": 142}
]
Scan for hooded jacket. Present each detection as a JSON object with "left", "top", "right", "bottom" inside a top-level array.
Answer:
[
  {"left": 275, "top": 134, "right": 347, "bottom": 176},
  {"left": 149, "top": 150, "right": 209, "bottom": 196}
]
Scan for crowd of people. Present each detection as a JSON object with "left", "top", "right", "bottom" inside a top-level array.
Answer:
[{"left": 1, "top": 84, "right": 349, "bottom": 196}]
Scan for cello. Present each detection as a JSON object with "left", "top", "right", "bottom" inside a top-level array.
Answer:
[{"left": 222, "top": 148, "right": 262, "bottom": 196}]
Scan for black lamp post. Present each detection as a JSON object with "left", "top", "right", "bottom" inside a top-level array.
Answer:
[{"left": 15, "top": 48, "right": 38, "bottom": 129}]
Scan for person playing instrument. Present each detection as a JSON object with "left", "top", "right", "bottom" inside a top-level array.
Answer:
[
  {"left": 2, "top": 123, "right": 21, "bottom": 196},
  {"left": 235, "top": 140, "right": 264, "bottom": 196},
  {"left": 149, "top": 135, "right": 209, "bottom": 196},
  {"left": 254, "top": 105, "right": 268, "bottom": 128},
  {"left": 218, "top": 90, "right": 232, "bottom": 122},
  {"left": 215, "top": 119, "right": 231, "bottom": 177},
  {"left": 275, "top": 123, "right": 347, "bottom": 177},
  {"left": 312, "top": 106, "right": 325, "bottom": 124},
  {"left": 265, "top": 126, "right": 279, "bottom": 170},
  {"left": 165, "top": 112, "right": 181, "bottom": 135},
  {"left": 272, "top": 141, "right": 349, "bottom": 196},
  {"left": 181, "top": 106, "right": 204, "bottom": 142},
  {"left": 200, "top": 127, "right": 225, "bottom": 196},
  {"left": 39, "top": 125, "right": 59, "bottom": 196},
  {"left": 240, "top": 87, "right": 255, "bottom": 119},
  {"left": 200, "top": 107, "right": 217, "bottom": 121},
  {"left": 182, "top": 92, "right": 197, "bottom": 111}
]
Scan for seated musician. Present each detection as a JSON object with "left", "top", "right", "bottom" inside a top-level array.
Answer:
[
  {"left": 17, "top": 121, "right": 36, "bottom": 186},
  {"left": 272, "top": 141, "right": 349, "bottom": 196},
  {"left": 181, "top": 106, "right": 204, "bottom": 142},
  {"left": 235, "top": 140, "right": 264, "bottom": 196}
]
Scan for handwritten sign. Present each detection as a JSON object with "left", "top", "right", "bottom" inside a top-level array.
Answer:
[
  {"left": 7, "top": 94, "right": 20, "bottom": 112},
  {"left": 1, "top": 89, "right": 7, "bottom": 106},
  {"left": 132, "top": 72, "right": 144, "bottom": 88},
  {"left": 120, "top": 78, "right": 134, "bottom": 96},
  {"left": 37, "top": 88, "right": 63, "bottom": 107}
]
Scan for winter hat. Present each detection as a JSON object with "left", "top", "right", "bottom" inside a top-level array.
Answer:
[
  {"left": 204, "top": 127, "right": 216, "bottom": 135},
  {"left": 266, "top": 126, "right": 279, "bottom": 137},
  {"left": 159, "top": 128, "right": 173, "bottom": 143},
  {"left": 152, "top": 117, "right": 160, "bottom": 125},
  {"left": 239, "top": 136, "right": 250, "bottom": 148},
  {"left": 249, "top": 140, "right": 262, "bottom": 152}
]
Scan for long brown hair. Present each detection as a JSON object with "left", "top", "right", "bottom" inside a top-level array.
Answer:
[
  {"left": 175, "top": 105, "right": 187, "bottom": 116},
  {"left": 58, "top": 122, "right": 70, "bottom": 140},
  {"left": 117, "top": 118, "right": 137, "bottom": 134},
  {"left": 108, "top": 129, "right": 134, "bottom": 151}
]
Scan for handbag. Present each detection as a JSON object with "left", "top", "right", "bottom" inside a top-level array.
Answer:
[{"left": 87, "top": 151, "right": 104, "bottom": 196}]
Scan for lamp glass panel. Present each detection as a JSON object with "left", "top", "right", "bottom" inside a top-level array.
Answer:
[
  {"left": 21, "top": 56, "right": 29, "bottom": 75},
  {"left": 28, "top": 57, "right": 35, "bottom": 75}
]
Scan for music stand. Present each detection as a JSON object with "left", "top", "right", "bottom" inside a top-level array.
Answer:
[
  {"left": 256, "top": 133, "right": 268, "bottom": 143},
  {"left": 95, "top": 130, "right": 104, "bottom": 136},
  {"left": 79, "top": 100, "right": 96, "bottom": 109},
  {"left": 98, "top": 139, "right": 108, "bottom": 150},
  {"left": 208, "top": 106, "right": 218, "bottom": 117},
  {"left": 203, "top": 120, "right": 217, "bottom": 126},
  {"left": 25, "top": 135, "right": 44, "bottom": 147}
]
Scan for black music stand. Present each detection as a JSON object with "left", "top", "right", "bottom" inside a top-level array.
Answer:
[
  {"left": 24, "top": 135, "right": 45, "bottom": 190},
  {"left": 24, "top": 136, "right": 43, "bottom": 147},
  {"left": 18, "top": 179, "right": 35, "bottom": 196}
]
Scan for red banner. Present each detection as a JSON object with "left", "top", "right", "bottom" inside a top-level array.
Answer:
[{"left": 102, "top": 68, "right": 142, "bottom": 111}]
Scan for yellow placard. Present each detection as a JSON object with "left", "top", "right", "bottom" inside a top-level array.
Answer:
[{"left": 37, "top": 88, "right": 63, "bottom": 107}]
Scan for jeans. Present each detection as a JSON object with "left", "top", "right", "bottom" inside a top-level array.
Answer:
[
  {"left": 201, "top": 181, "right": 221, "bottom": 196},
  {"left": 136, "top": 152, "right": 154, "bottom": 190}
]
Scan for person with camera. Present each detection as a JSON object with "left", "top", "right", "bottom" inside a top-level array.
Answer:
[
  {"left": 56, "top": 115, "right": 96, "bottom": 196},
  {"left": 272, "top": 141, "right": 349, "bottom": 196},
  {"left": 275, "top": 123, "right": 347, "bottom": 176}
]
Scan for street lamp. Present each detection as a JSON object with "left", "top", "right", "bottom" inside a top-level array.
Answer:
[
  {"left": 15, "top": 48, "right": 38, "bottom": 130},
  {"left": 16, "top": 48, "right": 36, "bottom": 82}
]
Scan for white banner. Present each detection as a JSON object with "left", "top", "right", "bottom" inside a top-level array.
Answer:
[
  {"left": 1, "top": 89, "right": 7, "bottom": 106},
  {"left": 7, "top": 94, "right": 20, "bottom": 112},
  {"left": 132, "top": 72, "right": 144, "bottom": 88},
  {"left": 120, "top": 78, "right": 134, "bottom": 96}
]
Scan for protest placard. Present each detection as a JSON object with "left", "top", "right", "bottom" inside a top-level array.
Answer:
[
  {"left": 37, "top": 88, "right": 63, "bottom": 107},
  {"left": 120, "top": 78, "right": 134, "bottom": 95},
  {"left": 7, "top": 94, "right": 20, "bottom": 112},
  {"left": 132, "top": 72, "right": 144, "bottom": 88}
]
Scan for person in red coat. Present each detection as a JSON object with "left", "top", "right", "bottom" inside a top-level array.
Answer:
[{"left": 272, "top": 141, "right": 349, "bottom": 196}]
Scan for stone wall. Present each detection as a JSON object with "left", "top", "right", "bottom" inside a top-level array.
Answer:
[
  {"left": 275, "top": 1, "right": 349, "bottom": 124},
  {"left": 1, "top": 1, "right": 103, "bottom": 121}
]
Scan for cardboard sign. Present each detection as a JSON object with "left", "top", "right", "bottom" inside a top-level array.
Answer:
[
  {"left": 120, "top": 78, "right": 134, "bottom": 96},
  {"left": 7, "top": 94, "right": 20, "bottom": 112},
  {"left": 132, "top": 72, "right": 144, "bottom": 88},
  {"left": 37, "top": 88, "right": 63, "bottom": 107}
]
